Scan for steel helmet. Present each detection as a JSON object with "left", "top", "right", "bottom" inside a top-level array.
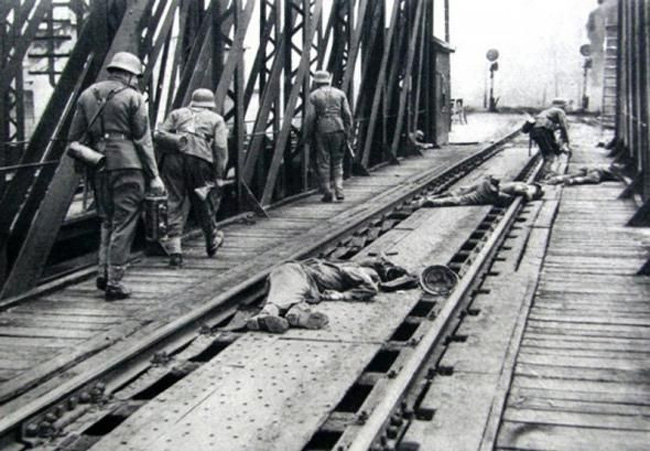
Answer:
[
  {"left": 419, "top": 265, "right": 458, "bottom": 296},
  {"left": 190, "top": 89, "right": 216, "bottom": 109},
  {"left": 313, "top": 70, "right": 332, "bottom": 85},
  {"left": 107, "top": 52, "right": 143, "bottom": 76}
]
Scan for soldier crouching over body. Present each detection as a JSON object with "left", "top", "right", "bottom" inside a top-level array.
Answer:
[
  {"left": 68, "top": 52, "right": 164, "bottom": 301},
  {"left": 522, "top": 100, "right": 572, "bottom": 179},
  {"left": 247, "top": 256, "right": 412, "bottom": 334},
  {"left": 412, "top": 175, "right": 544, "bottom": 208},
  {"left": 157, "top": 89, "right": 229, "bottom": 267}
]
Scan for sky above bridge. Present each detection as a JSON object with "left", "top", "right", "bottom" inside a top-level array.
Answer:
[{"left": 448, "top": 0, "right": 600, "bottom": 109}]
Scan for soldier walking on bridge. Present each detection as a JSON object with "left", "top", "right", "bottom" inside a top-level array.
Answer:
[
  {"left": 302, "top": 70, "right": 353, "bottom": 202},
  {"left": 68, "top": 52, "right": 164, "bottom": 301},
  {"left": 157, "top": 89, "right": 229, "bottom": 267}
]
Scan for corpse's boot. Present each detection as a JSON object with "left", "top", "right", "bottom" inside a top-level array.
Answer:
[
  {"left": 245, "top": 305, "right": 289, "bottom": 334},
  {"left": 105, "top": 265, "right": 132, "bottom": 301},
  {"left": 285, "top": 304, "right": 329, "bottom": 330}
]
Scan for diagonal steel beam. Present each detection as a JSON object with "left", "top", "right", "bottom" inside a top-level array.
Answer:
[
  {"left": 389, "top": 0, "right": 425, "bottom": 157},
  {"left": 214, "top": 0, "right": 255, "bottom": 108},
  {"left": 260, "top": 0, "right": 323, "bottom": 206},
  {"left": 0, "top": 0, "right": 52, "bottom": 95},
  {"left": 360, "top": 0, "right": 402, "bottom": 166},
  {"left": 0, "top": 0, "right": 155, "bottom": 299}
]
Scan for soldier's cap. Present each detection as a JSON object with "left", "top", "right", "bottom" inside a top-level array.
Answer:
[
  {"left": 313, "top": 70, "right": 332, "bottom": 85},
  {"left": 107, "top": 52, "right": 143, "bottom": 76},
  {"left": 190, "top": 89, "right": 216, "bottom": 109}
]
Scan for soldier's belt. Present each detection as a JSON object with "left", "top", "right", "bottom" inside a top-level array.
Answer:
[{"left": 99, "top": 131, "right": 132, "bottom": 140}]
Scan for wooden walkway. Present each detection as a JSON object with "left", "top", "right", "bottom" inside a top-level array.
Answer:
[
  {"left": 497, "top": 130, "right": 650, "bottom": 450},
  {"left": 400, "top": 121, "right": 650, "bottom": 451}
]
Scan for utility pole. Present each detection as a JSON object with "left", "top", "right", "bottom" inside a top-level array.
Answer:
[
  {"left": 580, "top": 44, "right": 592, "bottom": 110},
  {"left": 486, "top": 48, "right": 499, "bottom": 112}
]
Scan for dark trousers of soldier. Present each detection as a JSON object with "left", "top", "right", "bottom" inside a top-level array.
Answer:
[
  {"left": 161, "top": 152, "right": 220, "bottom": 255},
  {"left": 529, "top": 127, "right": 560, "bottom": 177},
  {"left": 93, "top": 169, "right": 146, "bottom": 284},
  {"left": 262, "top": 262, "right": 320, "bottom": 314},
  {"left": 314, "top": 131, "right": 346, "bottom": 199}
]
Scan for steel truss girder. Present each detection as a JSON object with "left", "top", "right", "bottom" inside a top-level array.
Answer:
[
  {"left": 0, "top": 0, "right": 441, "bottom": 298},
  {"left": 616, "top": 0, "right": 650, "bottom": 211}
]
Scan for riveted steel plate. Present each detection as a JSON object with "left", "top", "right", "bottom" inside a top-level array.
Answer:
[{"left": 90, "top": 334, "right": 378, "bottom": 451}]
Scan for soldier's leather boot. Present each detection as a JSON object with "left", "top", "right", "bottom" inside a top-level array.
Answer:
[
  {"left": 286, "top": 304, "right": 329, "bottom": 330},
  {"left": 169, "top": 253, "right": 183, "bottom": 268},
  {"left": 105, "top": 265, "right": 131, "bottom": 301},
  {"left": 207, "top": 230, "right": 224, "bottom": 257},
  {"left": 96, "top": 265, "right": 108, "bottom": 291}
]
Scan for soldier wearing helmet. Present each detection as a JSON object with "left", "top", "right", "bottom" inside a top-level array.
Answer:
[
  {"left": 302, "top": 70, "right": 353, "bottom": 202},
  {"left": 157, "top": 88, "right": 229, "bottom": 267},
  {"left": 522, "top": 101, "right": 571, "bottom": 179},
  {"left": 68, "top": 51, "right": 164, "bottom": 301}
]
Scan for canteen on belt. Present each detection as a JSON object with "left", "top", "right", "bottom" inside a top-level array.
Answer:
[{"left": 67, "top": 141, "right": 105, "bottom": 168}]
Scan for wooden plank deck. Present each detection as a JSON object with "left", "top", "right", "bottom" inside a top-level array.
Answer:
[
  {"left": 496, "top": 130, "right": 650, "bottom": 450},
  {"left": 399, "top": 121, "right": 650, "bottom": 451}
]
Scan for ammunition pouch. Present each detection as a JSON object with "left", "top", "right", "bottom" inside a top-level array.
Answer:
[
  {"left": 66, "top": 141, "right": 105, "bottom": 169},
  {"left": 153, "top": 130, "right": 188, "bottom": 153}
]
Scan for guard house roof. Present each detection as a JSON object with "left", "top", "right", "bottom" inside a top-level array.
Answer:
[{"left": 432, "top": 37, "right": 455, "bottom": 53}]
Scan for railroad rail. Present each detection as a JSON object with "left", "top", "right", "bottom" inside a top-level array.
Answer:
[{"left": 0, "top": 128, "right": 532, "bottom": 451}]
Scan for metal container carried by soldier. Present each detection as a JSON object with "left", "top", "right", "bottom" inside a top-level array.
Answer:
[
  {"left": 66, "top": 141, "right": 105, "bottom": 168},
  {"left": 144, "top": 193, "right": 169, "bottom": 241},
  {"left": 153, "top": 130, "right": 188, "bottom": 153}
]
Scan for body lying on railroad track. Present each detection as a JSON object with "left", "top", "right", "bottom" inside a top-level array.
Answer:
[
  {"left": 412, "top": 175, "right": 544, "bottom": 208},
  {"left": 245, "top": 256, "right": 414, "bottom": 333}
]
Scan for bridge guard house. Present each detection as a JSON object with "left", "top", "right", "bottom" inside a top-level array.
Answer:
[{"left": 433, "top": 37, "right": 454, "bottom": 146}]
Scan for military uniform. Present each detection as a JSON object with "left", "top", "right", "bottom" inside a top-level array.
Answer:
[
  {"left": 418, "top": 177, "right": 542, "bottom": 207},
  {"left": 158, "top": 89, "right": 229, "bottom": 264},
  {"left": 544, "top": 165, "right": 621, "bottom": 185},
  {"left": 303, "top": 71, "right": 352, "bottom": 202},
  {"left": 246, "top": 257, "right": 401, "bottom": 334},
  {"left": 68, "top": 52, "right": 161, "bottom": 300},
  {"left": 528, "top": 106, "right": 570, "bottom": 177}
]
